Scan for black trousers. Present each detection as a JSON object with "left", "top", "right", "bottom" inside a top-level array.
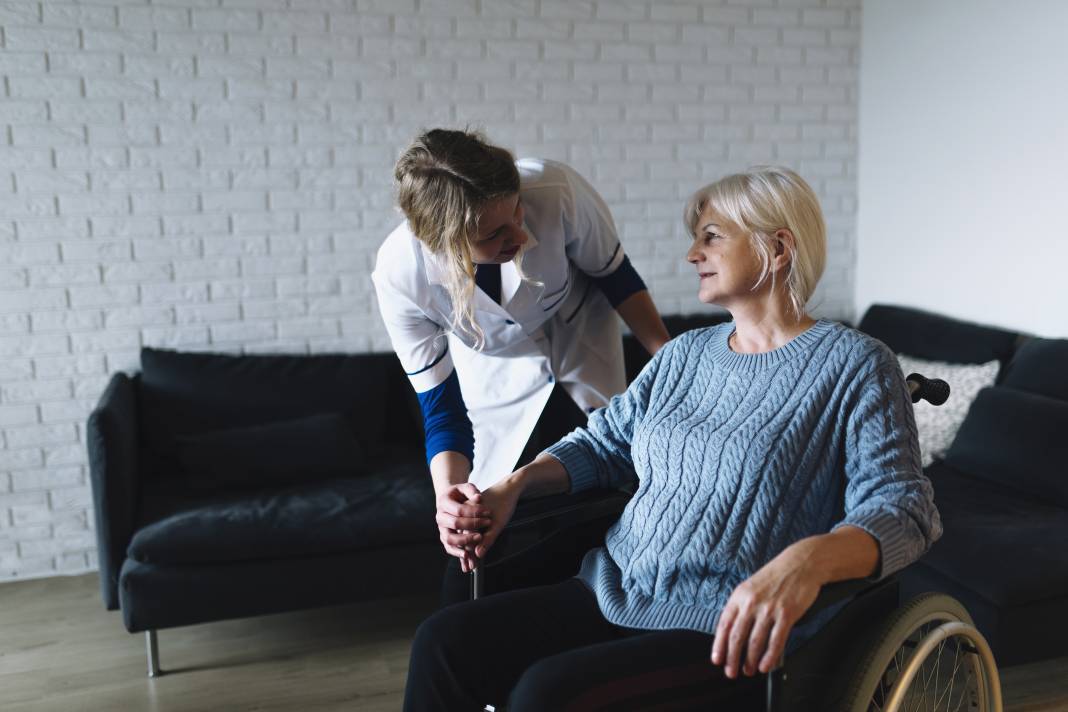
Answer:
[
  {"left": 406, "top": 578, "right": 764, "bottom": 712},
  {"left": 440, "top": 384, "right": 593, "bottom": 607}
]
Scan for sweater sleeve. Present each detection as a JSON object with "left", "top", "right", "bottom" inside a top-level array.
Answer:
[
  {"left": 834, "top": 354, "right": 943, "bottom": 579},
  {"left": 543, "top": 337, "right": 672, "bottom": 493}
]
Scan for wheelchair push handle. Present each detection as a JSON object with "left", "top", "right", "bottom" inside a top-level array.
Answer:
[{"left": 905, "top": 372, "right": 950, "bottom": 405}]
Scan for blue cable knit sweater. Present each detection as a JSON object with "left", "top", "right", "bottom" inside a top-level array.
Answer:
[{"left": 545, "top": 319, "right": 942, "bottom": 637}]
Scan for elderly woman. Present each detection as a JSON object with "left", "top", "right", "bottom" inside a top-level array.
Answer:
[{"left": 403, "top": 167, "right": 942, "bottom": 711}]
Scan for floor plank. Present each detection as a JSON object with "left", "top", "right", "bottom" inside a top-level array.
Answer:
[{"left": 0, "top": 574, "right": 1065, "bottom": 711}]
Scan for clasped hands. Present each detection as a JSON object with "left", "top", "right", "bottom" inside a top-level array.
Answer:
[{"left": 434, "top": 480, "right": 521, "bottom": 574}]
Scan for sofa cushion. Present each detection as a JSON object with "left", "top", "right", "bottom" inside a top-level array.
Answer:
[
  {"left": 139, "top": 348, "right": 396, "bottom": 479},
  {"left": 176, "top": 412, "right": 366, "bottom": 491},
  {"left": 128, "top": 456, "right": 435, "bottom": 565},
  {"left": 921, "top": 462, "right": 1068, "bottom": 606},
  {"left": 895, "top": 354, "right": 999, "bottom": 467},
  {"left": 943, "top": 386, "right": 1068, "bottom": 507},
  {"left": 857, "top": 304, "right": 1019, "bottom": 374},
  {"left": 1000, "top": 337, "right": 1068, "bottom": 401}
]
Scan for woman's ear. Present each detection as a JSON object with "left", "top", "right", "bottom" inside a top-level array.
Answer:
[{"left": 772, "top": 228, "right": 796, "bottom": 272}]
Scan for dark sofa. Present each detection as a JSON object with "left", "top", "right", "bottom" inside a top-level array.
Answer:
[
  {"left": 88, "top": 315, "right": 727, "bottom": 673},
  {"left": 857, "top": 304, "right": 1068, "bottom": 667},
  {"left": 93, "top": 304, "right": 1064, "bottom": 673},
  {"left": 88, "top": 348, "right": 443, "bottom": 645}
]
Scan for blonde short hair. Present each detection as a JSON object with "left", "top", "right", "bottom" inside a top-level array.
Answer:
[{"left": 684, "top": 166, "right": 826, "bottom": 318}]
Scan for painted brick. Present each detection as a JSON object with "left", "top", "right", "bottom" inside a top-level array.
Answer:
[
  {"left": 0, "top": 2, "right": 40, "bottom": 25},
  {"left": 192, "top": 9, "right": 259, "bottom": 32},
  {"left": 49, "top": 53, "right": 123, "bottom": 76},
  {"left": 10, "top": 465, "right": 84, "bottom": 494},
  {"left": 67, "top": 285, "right": 139, "bottom": 309},
  {"left": 83, "top": 29, "right": 155, "bottom": 54},
  {"left": 0, "top": 449, "right": 44, "bottom": 471},
  {"left": 103, "top": 305, "right": 174, "bottom": 330},
  {"left": 33, "top": 354, "right": 108, "bottom": 380},
  {"left": 8, "top": 77, "right": 81, "bottom": 100},
  {"left": 0, "top": 406, "right": 38, "bottom": 428},
  {"left": 90, "top": 215, "right": 162, "bottom": 239},
  {"left": 57, "top": 239, "right": 129, "bottom": 264},
  {"left": 5, "top": 424, "right": 78, "bottom": 449},
  {"left": 5, "top": 27, "right": 80, "bottom": 51},
  {"left": 263, "top": 10, "right": 327, "bottom": 34},
  {"left": 119, "top": 6, "right": 191, "bottom": 30},
  {"left": 0, "top": 100, "right": 47, "bottom": 122}
]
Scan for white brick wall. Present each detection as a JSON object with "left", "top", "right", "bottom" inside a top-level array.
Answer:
[{"left": 0, "top": 0, "right": 860, "bottom": 582}]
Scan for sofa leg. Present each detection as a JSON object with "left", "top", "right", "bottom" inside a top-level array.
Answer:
[{"left": 146, "top": 630, "right": 160, "bottom": 678}]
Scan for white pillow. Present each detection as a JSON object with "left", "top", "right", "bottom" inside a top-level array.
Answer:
[{"left": 895, "top": 354, "right": 1000, "bottom": 467}]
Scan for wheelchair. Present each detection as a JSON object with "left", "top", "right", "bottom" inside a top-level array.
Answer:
[{"left": 469, "top": 373, "right": 1003, "bottom": 712}]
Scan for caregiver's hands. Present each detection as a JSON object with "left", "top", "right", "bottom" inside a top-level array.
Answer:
[
  {"left": 434, "top": 476, "right": 522, "bottom": 572},
  {"left": 435, "top": 482, "right": 490, "bottom": 573},
  {"left": 434, "top": 453, "right": 573, "bottom": 571}
]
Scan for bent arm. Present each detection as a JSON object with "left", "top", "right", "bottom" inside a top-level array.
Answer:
[
  {"left": 559, "top": 163, "right": 669, "bottom": 355},
  {"left": 614, "top": 289, "right": 670, "bottom": 356},
  {"left": 776, "top": 524, "right": 880, "bottom": 587},
  {"left": 837, "top": 359, "right": 943, "bottom": 579},
  {"left": 418, "top": 370, "right": 475, "bottom": 495}
]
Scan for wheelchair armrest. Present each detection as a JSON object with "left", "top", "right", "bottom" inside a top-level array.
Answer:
[
  {"left": 483, "top": 488, "right": 632, "bottom": 570},
  {"left": 795, "top": 575, "right": 896, "bottom": 627}
]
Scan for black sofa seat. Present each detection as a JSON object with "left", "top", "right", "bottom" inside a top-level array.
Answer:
[
  {"left": 919, "top": 462, "right": 1068, "bottom": 607},
  {"left": 129, "top": 462, "right": 434, "bottom": 567},
  {"left": 118, "top": 540, "right": 447, "bottom": 633},
  {"left": 900, "top": 460, "right": 1068, "bottom": 666}
]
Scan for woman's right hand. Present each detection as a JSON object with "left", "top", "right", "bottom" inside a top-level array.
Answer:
[{"left": 435, "top": 483, "right": 492, "bottom": 573}]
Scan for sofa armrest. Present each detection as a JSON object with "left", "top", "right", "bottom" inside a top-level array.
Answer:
[{"left": 87, "top": 372, "right": 141, "bottom": 610}]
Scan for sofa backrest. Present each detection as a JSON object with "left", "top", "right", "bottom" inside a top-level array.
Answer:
[
  {"left": 137, "top": 348, "right": 420, "bottom": 481},
  {"left": 1000, "top": 337, "right": 1068, "bottom": 401},
  {"left": 857, "top": 304, "right": 1021, "bottom": 377},
  {"left": 943, "top": 385, "right": 1068, "bottom": 508},
  {"left": 623, "top": 312, "right": 732, "bottom": 383}
]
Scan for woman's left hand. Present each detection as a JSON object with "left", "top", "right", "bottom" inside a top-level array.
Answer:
[
  {"left": 710, "top": 548, "right": 822, "bottom": 679},
  {"left": 470, "top": 474, "right": 525, "bottom": 564}
]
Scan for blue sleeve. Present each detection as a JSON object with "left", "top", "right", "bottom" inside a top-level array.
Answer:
[
  {"left": 592, "top": 255, "right": 647, "bottom": 308},
  {"left": 834, "top": 356, "right": 942, "bottom": 579},
  {"left": 416, "top": 369, "right": 475, "bottom": 467}
]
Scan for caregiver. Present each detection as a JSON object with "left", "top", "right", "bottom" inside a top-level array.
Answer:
[{"left": 372, "top": 128, "right": 669, "bottom": 596}]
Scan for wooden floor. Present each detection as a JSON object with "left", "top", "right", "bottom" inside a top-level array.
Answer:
[{"left": 1, "top": 574, "right": 1066, "bottom": 711}]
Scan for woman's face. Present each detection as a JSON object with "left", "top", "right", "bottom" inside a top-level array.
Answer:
[
  {"left": 470, "top": 194, "right": 527, "bottom": 264},
  {"left": 686, "top": 204, "right": 766, "bottom": 306}
]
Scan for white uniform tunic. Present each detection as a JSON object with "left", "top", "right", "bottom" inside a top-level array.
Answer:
[{"left": 372, "top": 158, "right": 630, "bottom": 489}]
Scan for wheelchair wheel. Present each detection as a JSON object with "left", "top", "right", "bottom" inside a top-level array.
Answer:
[{"left": 841, "top": 592, "right": 1002, "bottom": 712}]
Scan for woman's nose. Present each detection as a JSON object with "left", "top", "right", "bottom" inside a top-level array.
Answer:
[
  {"left": 513, "top": 225, "right": 528, "bottom": 246},
  {"left": 686, "top": 240, "right": 702, "bottom": 263}
]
